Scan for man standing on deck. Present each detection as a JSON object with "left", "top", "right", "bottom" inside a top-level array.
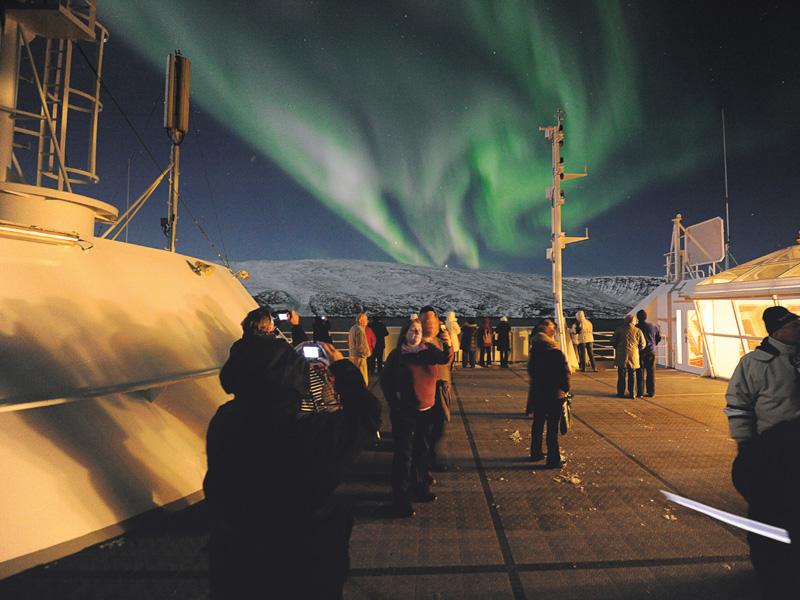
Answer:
[
  {"left": 610, "top": 315, "right": 645, "bottom": 398},
  {"left": 369, "top": 316, "right": 389, "bottom": 374},
  {"left": 725, "top": 306, "right": 800, "bottom": 597},
  {"left": 289, "top": 309, "right": 308, "bottom": 346},
  {"left": 635, "top": 309, "right": 661, "bottom": 397},
  {"left": 348, "top": 312, "right": 371, "bottom": 385},
  {"left": 419, "top": 306, "right": 454, "bottom": 472}
]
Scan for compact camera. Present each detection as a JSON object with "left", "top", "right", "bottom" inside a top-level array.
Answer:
[
  {"left": 302, "top": 345, "right": 322, "bottom": 360},
  {"left": 274, "top": 311, "right": 290, "bottom": 322}
]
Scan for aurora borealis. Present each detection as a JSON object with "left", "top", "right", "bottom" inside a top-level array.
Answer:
[{"left": 97, "top": 1, "right": 799, "bottom": 274}]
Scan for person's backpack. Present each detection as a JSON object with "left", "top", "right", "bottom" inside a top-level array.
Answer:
[{"left": 482, "top": 329, "right": 493, "bottom": 347}]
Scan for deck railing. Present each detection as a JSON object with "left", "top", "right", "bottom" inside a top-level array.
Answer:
[{"left": 282, "top": 327, "right": 618, "bottom": 364}]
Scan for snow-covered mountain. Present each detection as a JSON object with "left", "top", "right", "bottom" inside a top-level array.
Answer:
[
  {"left": 235, "top": 259, "right": 662, "bottom": 319},
  {"left": 564, "top": 276, "right": 663, "bottom": 306}
]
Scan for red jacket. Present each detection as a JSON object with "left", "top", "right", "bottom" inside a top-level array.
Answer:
[
  {"left": 380, "top": 342, "right": 452, "bottom": 411},
  {"left": 366, "top": 326, "right": 377, "bottom": 352}
]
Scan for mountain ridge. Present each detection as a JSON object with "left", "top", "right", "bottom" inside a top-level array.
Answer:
[{"left": 235, "top": 259, "right": 662, "bottom": 319}]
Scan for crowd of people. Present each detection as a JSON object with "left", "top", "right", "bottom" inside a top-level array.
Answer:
[
  {"left": 204, "top": 304, "right": 800, "bottom": 597},
  {"left": 204, "top": 305, "right": 578, "bottom": 596}
]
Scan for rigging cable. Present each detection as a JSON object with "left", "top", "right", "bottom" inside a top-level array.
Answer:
[{"left": 75, "top": 42, "right": 232, "bottom": 268}]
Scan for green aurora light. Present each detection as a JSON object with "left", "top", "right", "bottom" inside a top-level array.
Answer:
[{"left": 102, "top": 1, "right": 729, "bottom": 269}]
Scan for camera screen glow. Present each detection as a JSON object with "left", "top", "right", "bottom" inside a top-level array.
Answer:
[{"left": 303, "top": 346, "right": 320, "bottom": 359}]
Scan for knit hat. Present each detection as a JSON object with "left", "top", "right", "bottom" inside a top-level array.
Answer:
[{"left": 763, "top": 306, "right": 799, "bottom": 335}]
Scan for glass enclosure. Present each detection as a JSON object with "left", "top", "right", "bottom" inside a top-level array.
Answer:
[{"left": 695, "top": 296, "right": 800, "bottom": 378}]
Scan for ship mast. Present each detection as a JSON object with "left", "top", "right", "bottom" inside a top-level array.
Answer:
[
  {"left": 163, "top": 51, "right": 191, "bottom": 252},
  {"left": 540, "top": 109, "right": 588, "bottom": 369}
]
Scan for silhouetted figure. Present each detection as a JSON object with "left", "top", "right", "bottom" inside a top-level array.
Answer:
[
  {"left": 368, "top": 316, "right": 389, "bottom": 374},
  {"left": 312, "top": 314, "right": 333, "bottom": 343},
  {"left": 289, "top": 309, "right": 308, "bottom": 346},
  {"left": 635, "top": 309, "right": 661, "bottom": 396},
  {"left": 205, "top": 307, "right": 380, "bottom": 599},
  {"left": 461, "top": 318, "right": 477, "bottom": 368},
  {"left": 496, "top": 316, "right": 512, "bottom": 368},
  {"left": 726, "top": 306, "right": 800, "bottom": 598},
  {"left": 526, "top": 319, "right": 570, "bottom": 468}
]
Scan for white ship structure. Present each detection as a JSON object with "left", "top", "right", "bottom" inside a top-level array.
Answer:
[{"left": 0, "top": 1, "right": 255, "bottom": 577}]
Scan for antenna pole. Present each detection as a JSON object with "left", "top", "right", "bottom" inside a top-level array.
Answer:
[
  {"left": 540, "top": 109, "right": 588, "bottom": 372},
  {"left": 722, "top": 108, "right": 730, "bottom": 270}
]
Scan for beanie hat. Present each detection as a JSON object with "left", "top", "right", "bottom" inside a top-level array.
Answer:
[{"left": 763, "top": 306, "right": 799, "bottom": 335}]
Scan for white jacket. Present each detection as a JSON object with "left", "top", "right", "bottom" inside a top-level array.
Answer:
[
  {"left": 724, "top": 336, "right": 800, "bottom": 442},
  {"left": 572, "top": 311, "right": 594, "bottom": 344},
  {"left": 446, "top": 312, "right": 461, "bottom": 354}
]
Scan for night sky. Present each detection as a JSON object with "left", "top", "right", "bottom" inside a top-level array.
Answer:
[{"left": 73, "top": 1, "right": 800, "bottom": 275}]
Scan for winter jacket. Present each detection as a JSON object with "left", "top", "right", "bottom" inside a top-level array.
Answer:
[
  {"left": 461, "top": 323, "right": 478, "bottom": 352},
  {"left": 526, "top": 333, "right": 570, "bottom": 413},
  {"left": 348, "top": 324, "right": 371, "bottom": 360},
  {"left": 480, "top": 326, "right": 494, "bottom": 348},
  {"left": 365, "top": 326, "right": 377, "bottom": 352},
  {"left": 446, "top": 312, "right": 462, "bottom": 355},
  {"left": 290, "top": 324, "right": 308, "bottom": 346},
  {"left": 204, "top": 357, "right": 380, "bottom": 597},
  {"left": 636, "top": 320, "right": 661, "bottom": 354},
  {"left": 381, "top": 342, "right": 452, "bottom": 412},
  {"left": 572, "top": 311, "right": 594, "bottom": 344},
  {"left": 312, "top": 317, "right": 333, "bottom": 344},
  {"left": 724, "top": 336, "right": 800, "bottom": 443},
  {"left": 611, "top": 323, "right": 646, "bottom": 369},
  {"left": 219, "top": 334, "right": 307, "bottom": 414},
  {"left": 371, "top": 320, "right": 389, "bottom": 349},
  {"left": 495, "top": 321, "right": 512, "bottom": 351}
]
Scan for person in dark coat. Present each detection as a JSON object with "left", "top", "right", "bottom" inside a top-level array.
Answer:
[
  {"left": 312, "top": 314, "right": 333, "bottom": 343},
  {"left": 460, "top": 318, "right": 477, "bottom": 368},
  {"left": 381, "top": 318, "right": 451, "bottom": 517},
  {"left": 368, "top": 316, "right": 389, "bottom": 374},
  {"left": 289, "top": 309, "right": 308, "bottom": 346},
  {"left": 526, "top": 319, "right": 570, "bottom": 468},
  {"left": 732, "top": 418, "right": 800, "bottom": 598},
  {"left": 495, "top": 316, "right": 512, "bottom": 368},
  {"left": 635, "top": 309, "right": 661, "bottom": 397},
  {"left": 205, "top": 306, "right": 381, "bottom": 599}
]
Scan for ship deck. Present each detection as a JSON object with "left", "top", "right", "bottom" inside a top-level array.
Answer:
[{"left": 0, "top": 363, "right": 759, "bottom": 599}]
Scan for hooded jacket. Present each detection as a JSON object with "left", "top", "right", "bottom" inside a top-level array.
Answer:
[
  {"left": 495, "top": 318, "right": 512, "bottom": 351},
  {"left": 526, "top": 332, "right": 570, "bottom": 412},
  {"left": 446, "top": 312, "right": 462, "bottom": 354},
  {"left": 572, "top": 311, "right": 594, "bottom": 344},
  {"left": 461, "top": 322, "right": 478, "bottom": 352},
  {"left": 724, "top": 336, "right": 800, "bottom": 443}
]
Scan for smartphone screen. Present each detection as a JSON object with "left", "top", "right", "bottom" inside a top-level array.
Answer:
[
  {"left": 303, "top": 346, "right": 321, "bottom": 359},
  {"left": 277, "top": 312, "right": 289, "bottom": 321}
]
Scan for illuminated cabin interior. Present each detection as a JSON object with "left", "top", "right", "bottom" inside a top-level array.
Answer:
[{"left": 633, "top": 245, "right": 800, "bottom": 379}]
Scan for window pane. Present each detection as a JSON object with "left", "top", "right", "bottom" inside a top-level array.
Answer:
[
  {"left": 779, "top": 298, "right": 800, "bottom": 315},
  {"left": 687, "top": 309, "right": 704, "bottom": 368},
  {"left": 738, "top": 263, "right": 795, "bottom": 281},
  {"left": 698, "top": 299, "right": 739, "bottom": 335},
  {"left": 780, "top": 264, "right": 800, "bottom": 278},
  {"left": 706, "top": 335, "right": 747, "bottom": 379},
  {"left": 735, "top": 300, "right": 774, "bottom": 338}
]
